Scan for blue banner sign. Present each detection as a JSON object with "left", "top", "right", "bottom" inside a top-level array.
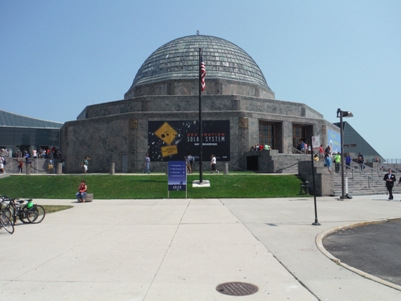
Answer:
[
  {"left": 168, "top": 161, "right": 187, "bottom": 191},
  {"left": 327, "top": 129, "right": 341, "bottom": 153}
]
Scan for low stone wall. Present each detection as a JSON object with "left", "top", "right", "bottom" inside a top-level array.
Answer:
[
  {"left": 245, "top": 150, "right": 310, "bottom": 173},
  {"left": 298, "top": 161, "right": 334, "bottom": 196},
  {"left": 1, "top": 158, "right": 61, "bottom": 174}
]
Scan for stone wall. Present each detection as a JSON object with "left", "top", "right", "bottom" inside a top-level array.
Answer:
[
  {"left": 1, "top": 157, "right": 60, "bottom": 174},
  {"left": 298, "top": 161, "right": 334, "bottom": 196},
  {"left": 79, "top": 94, "right": 325, "bottom": 121},
  {"left": 66, "top": 93, "right": 340, "bottom": 174},
  {"left": 125, "top": 78, "right": 275, "bottom": 100},
  {"left": 245, "top": 150, "right": 310, "bottom": 173}
]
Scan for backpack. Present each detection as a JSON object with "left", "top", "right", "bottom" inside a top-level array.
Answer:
[{"left": 3, "top": 159, "right": 6, "bottom": 165}]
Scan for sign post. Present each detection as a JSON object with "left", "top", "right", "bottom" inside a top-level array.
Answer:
[{"left": 311, "top": 135, "right": 320, "bottom": 226}]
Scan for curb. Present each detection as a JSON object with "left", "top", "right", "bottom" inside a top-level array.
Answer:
[{"left": 316, "top": 218, "right": 401, "bottom": 292}]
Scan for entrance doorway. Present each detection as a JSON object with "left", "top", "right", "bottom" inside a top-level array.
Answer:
[
  {"left": 247, "top": 156, "right": 258, "bottom": 171},
  {"left": 293, "top": 124, "right": 313, "bottom": 150}
]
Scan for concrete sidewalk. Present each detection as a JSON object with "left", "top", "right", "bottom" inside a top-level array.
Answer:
[{"left": 1, "top": 195, "right": 401, "bottom": 300}]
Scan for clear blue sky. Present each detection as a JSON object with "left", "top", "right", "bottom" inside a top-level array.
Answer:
[{"left": 1, "top": 1, "right": 400, "bottom": 158}]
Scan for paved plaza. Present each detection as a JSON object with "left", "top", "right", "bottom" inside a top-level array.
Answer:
[{"left": 1, "top": 195, "right": 401, "bottom": 300}]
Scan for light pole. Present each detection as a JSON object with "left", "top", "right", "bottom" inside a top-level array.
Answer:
[{"left": 337, "top": 108, "right": 353, "bottom": 199}]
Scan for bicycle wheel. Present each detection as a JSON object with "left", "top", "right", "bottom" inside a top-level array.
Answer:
[
  {"left": 2, "top": 207, "right": 12, "bottom": 221},
  {"left": 27, "top": 205, "right": 46, "bottom": 224},
  {"left": 0, "top": 212, "right": 14, "bottom": 234},
  {"left": 1, "top": 207, "right": 15, "bottom": 225},
  {"left": 19, "top": 208, "right": 31, "bottom": 224}
]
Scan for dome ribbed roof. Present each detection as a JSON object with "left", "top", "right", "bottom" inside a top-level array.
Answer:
[{"left": 128, "top": 35, "right": 272, "bottom": 92}]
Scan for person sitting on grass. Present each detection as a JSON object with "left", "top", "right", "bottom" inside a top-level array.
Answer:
[{"left": 75, "top": 180, "right": 87, "bottom": 203}]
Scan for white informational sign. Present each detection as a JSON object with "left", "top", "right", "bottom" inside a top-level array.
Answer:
[{"left": 312, "top": 135, "right": 320, "bottom": 151}]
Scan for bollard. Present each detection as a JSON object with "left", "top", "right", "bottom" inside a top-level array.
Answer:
[
  {"left": 300, "top": 181, "right": 310, "bottom": 195},
  {"left": 26, "top": 164, "right": 31, "bottom": 175},
  {"left": 224, "top": 163, "right": 229, "bottom": 175},
  {"left": 304, "top": 181, "right": 310, "bottom": 195},
  {"left": 110, "top": 162, "right": 115, "bottom": 175},
  {"left": 57, "top": 163, "right": 62, "bottom": 175}
]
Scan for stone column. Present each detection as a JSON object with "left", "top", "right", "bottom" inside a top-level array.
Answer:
[
  {"left": 224, "top": 163, "right": 229, "bottom": 175},
  {"left": 57, "top": 163, "right": 62, "bottom": 175},
  {"left": 26, "top": 164, "right": 31, "bottom": 175}
]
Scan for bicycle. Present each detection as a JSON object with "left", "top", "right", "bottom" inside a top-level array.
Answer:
[
  {"left": 1, "top": 196, "right": 30, "bottom": 224},
  {"left": 1, "top": 197, "right": 45, "bottom": 225}
]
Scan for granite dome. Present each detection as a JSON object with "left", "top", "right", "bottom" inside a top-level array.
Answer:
[{"left": 125, "top": 35, "right": 274, "bottom": 99}]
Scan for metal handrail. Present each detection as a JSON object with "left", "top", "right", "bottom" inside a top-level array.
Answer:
[{"left": 288, "top": 146, "right": 311, "bottom": 159}]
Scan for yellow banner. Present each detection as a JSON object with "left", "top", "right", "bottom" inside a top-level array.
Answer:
[
  {"left": 161, "top": 145, "right": 178, "bottom": 157},
  {"left": 154, "top": 122, "right": 177, "bottom": 145}
]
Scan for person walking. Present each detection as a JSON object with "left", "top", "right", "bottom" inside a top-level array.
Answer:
[
  {"left": 324, "top": 153, "right": 332, "bottom": 173},
  {"left": 187, "top": 153, "right": 194, "bottom": 173},
  {"left": 334, "top": 152, "right": 341, "bottom": 173},
  {"left": 81, "top": 156, "right": 90, "bottom": 174},
  {"left": 345, "top": 154, "right": 352, "bottom": 169},
  {"left": 185, "top": 155, "right": 191, "bottom": 174},
  {"left": 210, "top": 154, "right": 219, "bottom": 174},
  {"left": 358, "top": 153, "right": 364, "bottom": 171},
  {"left": 384, "top": 169, "right": 396, "bottom": 200},
  {"left": 144, "top": 153, "right": 151, "bottom": 174},
  {"left": 17, "top": 160, "right": 23, "bottom": 173}
]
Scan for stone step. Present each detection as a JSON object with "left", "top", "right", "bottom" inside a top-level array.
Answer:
[{"left": 331, "top": 169, "right": 401, "bottom": 196}]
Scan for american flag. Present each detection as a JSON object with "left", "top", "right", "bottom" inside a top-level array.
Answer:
[{"left": 200, "top": 56, "right": 206, "bottom": 91}]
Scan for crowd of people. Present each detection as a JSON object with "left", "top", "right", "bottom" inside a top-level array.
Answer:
[
  {"left": 319, "top": 144, "right": 364, "bottom": 174},
  {"left": 0, "top": 146, "right": 64, "bottom": 174},
  {"left": 250, "top": 143, "right": 270, "bottom": 151}
]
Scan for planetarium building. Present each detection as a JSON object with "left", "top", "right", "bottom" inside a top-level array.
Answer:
[{"left": 60, "top": 35, "right": 339, "bottom": 173}]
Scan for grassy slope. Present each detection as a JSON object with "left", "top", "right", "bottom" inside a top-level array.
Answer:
[{"left": 0, "top": 174, "right": 305, "bottom": 199}]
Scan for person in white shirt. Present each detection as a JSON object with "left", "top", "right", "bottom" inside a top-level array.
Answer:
[
  {"left": 0, "top": 156, "right": 5, "bottom": 173},
  {"left": 210, "top": 154, "right": 219, "bottom": 174}
]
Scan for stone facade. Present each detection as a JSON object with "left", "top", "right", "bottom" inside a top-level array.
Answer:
[{"left": 61, "top": 94, "right": 339, "bottom": 174}]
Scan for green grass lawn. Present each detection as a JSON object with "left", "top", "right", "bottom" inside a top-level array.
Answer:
[
  {"left": 0, "top": 173, "right": 307, "bottom": 199},
  {"left": 43, "top": 205, "right": 73, "bottom": 213}
]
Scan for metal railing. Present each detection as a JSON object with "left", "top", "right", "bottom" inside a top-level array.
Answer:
[
  {"left": 346, "top": 161, "right": 382, "bottom": 180},
  {"left": 385, "top": 159, "right": 401, "bottom": 164},
  {"left": 288, "top": 146, "right": 311, "bottom": 160}
]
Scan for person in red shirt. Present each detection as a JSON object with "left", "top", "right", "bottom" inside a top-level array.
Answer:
[
  {"left": 18, "top": 160, "right": 23, "bottom": 173},
  {"left": 75, "top": 180, "right": 88, "bottom": 203},
  {"left": 319, "top": 145, "right": 324, "bottom": 159}
]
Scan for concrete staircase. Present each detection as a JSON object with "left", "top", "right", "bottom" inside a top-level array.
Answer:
[{"left": 333, "top": 166, "right": 401, "bottom": 196}]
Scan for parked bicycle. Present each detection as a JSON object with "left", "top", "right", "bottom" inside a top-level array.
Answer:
[{"left": 1, "top": 196, "right": 45, "bottom": 225}]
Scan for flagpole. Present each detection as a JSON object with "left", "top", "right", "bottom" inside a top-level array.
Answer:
[{"left": 198, "top": 48, "right": 203, "bottom": 183}]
